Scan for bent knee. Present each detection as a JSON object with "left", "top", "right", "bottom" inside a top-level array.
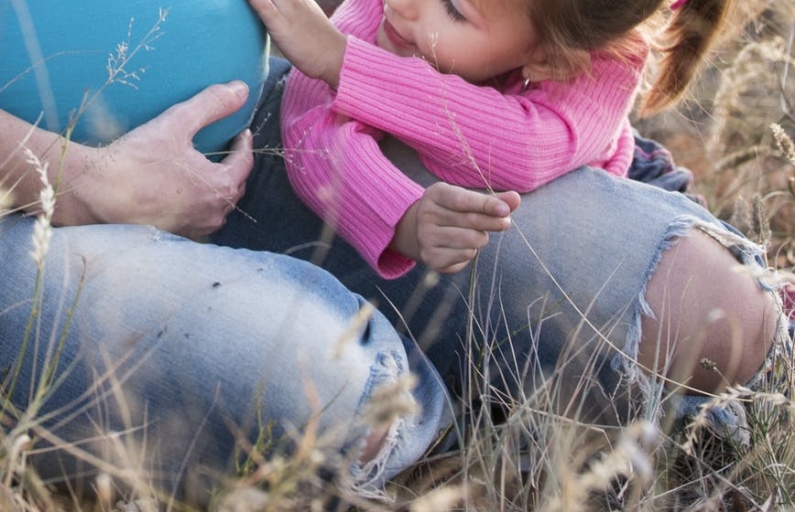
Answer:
[{"left": 639, "top": 229, "right": 780, "bottom": 393}]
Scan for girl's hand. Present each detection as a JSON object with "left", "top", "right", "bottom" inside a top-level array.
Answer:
[
  {"left": 391, "top": 182, "right": 521, "bottom": 273},
  {"left": 248, "top": 0, "right": 347, "bottom": 88},
  {"left": 59, "top": 81, "right": 254, "bottom": 239}
]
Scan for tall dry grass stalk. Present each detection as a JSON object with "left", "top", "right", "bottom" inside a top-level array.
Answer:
[
  {"left": 636, "top": 0, "right": 795, "bottom": 273},
  {"left": 0, "top": 188, "right": 12, "bottom": 215},
  {"left": 387, "top": 0, "right": 795, "bottom": 510},
  {"left": 23, "top": 147, "right": 54, "bottom": 267},
  {"left": 2, "top": 1, "right": 794, "bottom": 512},
  {"left": 0, "top": 145, "right": 65, "bottom": 512}
]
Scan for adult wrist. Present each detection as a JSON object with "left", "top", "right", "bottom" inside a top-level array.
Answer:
[{"left": 50, "top": 143, "right": 108, "bottom": 227}]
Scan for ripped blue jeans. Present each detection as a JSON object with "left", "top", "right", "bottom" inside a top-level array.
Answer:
[
  {"left": 214, "top": 58, "right": 791, "bottom": 443},
  {"left": 1, "top": 57, "right": 789, "bottom": 504},
  {"left": 0, "top": 218, "right": 451, "bottom": 502}
]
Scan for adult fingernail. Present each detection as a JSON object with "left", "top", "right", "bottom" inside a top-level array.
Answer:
[
  {"left": 495, "top": 203, "right": 510, "bottom": 216},
  {"left": 228, "top": 80, "right": 249, "bottom": 99}
]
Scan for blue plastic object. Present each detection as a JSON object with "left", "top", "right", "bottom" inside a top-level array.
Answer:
[{"left": 0, "top": 1, "right": 268, "bottom": 158}]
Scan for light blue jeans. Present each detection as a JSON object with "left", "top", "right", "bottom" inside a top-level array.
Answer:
[
  {"left": 0, "top": 216, "right": 451, "bottom": 502},
  {"left": 1, "top": 56, "right": 789, "bottom": 505},
  {"left": 214, "top": 58, "right": 791, "bottom": 439}
]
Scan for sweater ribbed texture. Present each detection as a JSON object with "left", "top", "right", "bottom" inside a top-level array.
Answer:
[{"left": 281, "top": 0, "right": 645, "bottom": 278}]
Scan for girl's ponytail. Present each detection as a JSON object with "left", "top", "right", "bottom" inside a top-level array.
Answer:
[{"left": 639, "top": 0, "right": 735, "bottom": 116}]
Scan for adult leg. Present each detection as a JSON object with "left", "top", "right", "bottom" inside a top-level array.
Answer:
[
  {"left": 215, "top": 60, "right": 789, "bottom": 433},
  {"left": 640, "top": 229, "right": 780, "bottom": 392},
  {"left": 629, "top": 132, "right": 783, "bottom": 393},
  {"left": 217, "top": 130, "right": 789, "bottom": 434},
  {"left": 0, "top": 215, "right": 451, "bottom": 505},
  {"left": 382, "top": 154, "right": 789, "bottom": 426}
]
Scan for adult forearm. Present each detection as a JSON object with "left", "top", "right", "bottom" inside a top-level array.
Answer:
[
  {"left": 1, "top": 81, "right": 255, "bottom": 238},
  {"left": 0, "top": 109, "right": 95, "bottom": 226}
]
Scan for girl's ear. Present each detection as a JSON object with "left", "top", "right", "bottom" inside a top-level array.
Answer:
[
  {"left": 522, "top": 47, "right": 589, "bottom": 82},
  {"left": 521, "top": 60, "right": 555, "bottom": 83},
  {"left": 520, "top": 45, "right": 556, "bottom": 82}
]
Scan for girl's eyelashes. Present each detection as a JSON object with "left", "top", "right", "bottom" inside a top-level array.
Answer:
[{"left": 442, "top": 0, "right": 466, "bottom": 21}]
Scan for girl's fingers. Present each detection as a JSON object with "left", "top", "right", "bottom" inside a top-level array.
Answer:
[
  {"left": 423, "top": 207, "right": 512, "bottom": 232},
  {"left": 421, "top": 246, "right": 480, "bottom": 274},
  {"left": 427, "top": 182, "right": 518, "bottom": 219},
  {"left": 494, "top": 190, "right": 522, "bottom": 212},
  {"left": 418, "top": 225, "right": 489, "bottom": 253}
]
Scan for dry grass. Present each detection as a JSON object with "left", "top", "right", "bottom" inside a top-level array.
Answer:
[
  {"left": 2, "top": 0, "right": 795, "bottom": 510},
  {"left": 634, "top": 0, "right": 795, "bottom": 272}
]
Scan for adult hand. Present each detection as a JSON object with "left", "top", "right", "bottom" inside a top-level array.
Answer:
[
  {"left": 248, "top": 0, "right": 346, "bottom": 88},
  {"left": 391, "top": 182, "right": 521, "bottom": 274},
  {"left": 58, "top": 81, "right": 254, "bottom": 239}
]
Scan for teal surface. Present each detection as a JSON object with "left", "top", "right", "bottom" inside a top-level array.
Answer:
[{"left": 0, "top": 1, "right": 268, "bottom": 157}]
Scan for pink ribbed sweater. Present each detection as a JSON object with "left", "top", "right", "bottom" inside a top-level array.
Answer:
[{"left": 280, "top": 0, "right": 647, "bottom": 279}]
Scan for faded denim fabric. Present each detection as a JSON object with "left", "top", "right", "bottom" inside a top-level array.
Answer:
[
  {"left": 214, "top": 57, "right": 791, "bottom": 442},
  {"left": 0, "top": 215, "right": 452, "bottom": 500}
]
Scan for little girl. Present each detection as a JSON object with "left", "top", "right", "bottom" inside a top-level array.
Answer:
[{"left": 248, "top": 0, "right": 733, "bottom": 278}]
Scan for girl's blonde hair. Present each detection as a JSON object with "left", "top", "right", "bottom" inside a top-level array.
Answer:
[{"left": 526, "top": 0, "right": 736, "bottom": 116}]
